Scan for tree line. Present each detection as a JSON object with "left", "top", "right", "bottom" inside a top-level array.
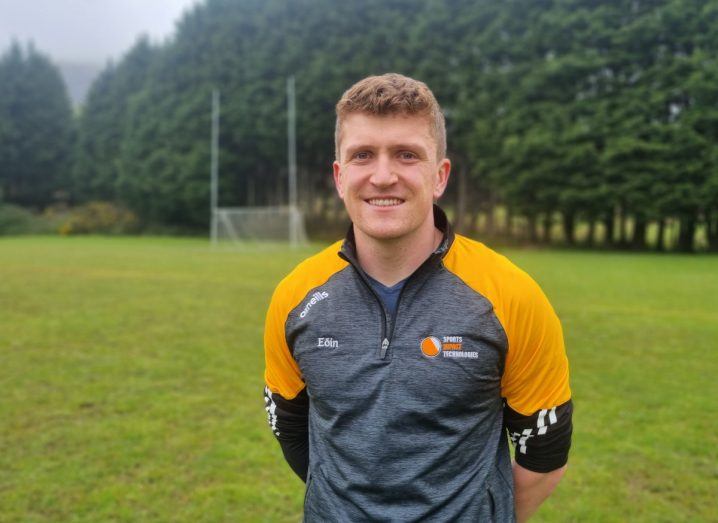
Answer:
[{"left": 1, "top": 0, "right": 717, "bottom": 251}]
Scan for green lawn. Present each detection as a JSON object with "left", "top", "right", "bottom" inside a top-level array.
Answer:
[{"left": 1, "top": 237, "right": 716, "bottom": 522}]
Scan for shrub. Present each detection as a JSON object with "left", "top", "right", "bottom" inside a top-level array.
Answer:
[
  {"left": 0, "top": 204, "right": 56, "bottom": 235},
  {"left": 58, "top": 202, "right": 140, "bottom": 235}
]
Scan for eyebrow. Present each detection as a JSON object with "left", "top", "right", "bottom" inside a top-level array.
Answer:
[{"left": 344, "top": 142, "right": 429, "bottom": 157}]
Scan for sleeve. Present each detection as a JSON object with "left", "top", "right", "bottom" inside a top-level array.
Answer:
[
  {"left": 264, "top": 386, "right": 309, "bottom": 482},
  {"left": 499, "top": 274, "right": 573, "bottom": 472},
  {"left": 504, "top": 399, "right": 573, "bottom": 472},
  {"left": 263, "top": 283, "right": 310, "bottom": 482},
  {"left": 264, "top": 283, "right": 305, "bottom": 399}
]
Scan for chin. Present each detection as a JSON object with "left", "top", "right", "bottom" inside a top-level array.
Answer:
[{"left": 356, "top": 220, "right": 413, "bottom": 242}]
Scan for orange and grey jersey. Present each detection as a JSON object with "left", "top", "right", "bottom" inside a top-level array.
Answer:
[{"left": 264, "top": 207, "right": 572, "bottom": 522}]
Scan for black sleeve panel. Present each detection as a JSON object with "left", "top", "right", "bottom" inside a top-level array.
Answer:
[
  {"left": 504, "top": 399, "right": 573, "bottom": 473},
  {"left": 263, "top": 386, "right": 309, "bottom": 482}
]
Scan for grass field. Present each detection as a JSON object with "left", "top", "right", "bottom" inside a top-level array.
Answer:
[{"left": 1, "top": 236, "right": 717, "bottom": 522}]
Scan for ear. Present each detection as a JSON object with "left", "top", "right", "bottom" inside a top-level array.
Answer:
[
  {"left": 433, "top": 158, "right": 451, "bottom": 200},
  {"left": 332, "top": 160, "right": 345, "bottom": 199}
]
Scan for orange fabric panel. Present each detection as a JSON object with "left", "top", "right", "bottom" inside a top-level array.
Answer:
[
  {"left": 264, "top": 284, "right": 305, "bottom": 399},
  {"left": 264, "top": 241, "right": 348, "bottom": 400},
  {"left": 443, "top": 235, "right": 571, "bottom": 416}
]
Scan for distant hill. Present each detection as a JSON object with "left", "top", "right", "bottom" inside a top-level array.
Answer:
[{"left": 57, "top": 61, "right": 103, "bottom": 107}]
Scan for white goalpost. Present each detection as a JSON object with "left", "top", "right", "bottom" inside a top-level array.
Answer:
[
  {"left": 210, "top": 77, "right": 307, "bottom": 247},
  {"left": 214, "top": 206, "right": 307, "bottom": 244}
]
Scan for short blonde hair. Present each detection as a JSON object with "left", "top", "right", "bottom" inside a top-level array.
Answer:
[{"left": 334, "top": 73, "right": 446, "bottom": 161}]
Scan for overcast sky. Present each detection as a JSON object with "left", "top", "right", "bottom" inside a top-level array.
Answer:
[{"left": 0, "top": 0, "right": 199, "bottom": 64}]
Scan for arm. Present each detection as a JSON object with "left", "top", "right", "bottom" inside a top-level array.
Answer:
[
  {"left": 263, "top": 282, "right": 310, "bottom": 482},
  {"left": 495, "top": 268, "right": 573, "bottom": 520},
  {"left": 263, "top": 386, "right": 309, "bottom": 482},
  {"left": 513, "top": 462, "right": 566, "bottom": 523},
  {"left": 505, "top": 399, "right": 573, "bottom": 521}
]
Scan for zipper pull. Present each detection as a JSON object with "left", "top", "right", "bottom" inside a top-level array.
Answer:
[{"left": 380, "top": 338, "right": 390, "bottom": 359}]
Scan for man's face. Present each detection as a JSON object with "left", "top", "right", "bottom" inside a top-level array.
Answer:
[{"left": 333, "top": 113, "right": 450, "bottom": 243}]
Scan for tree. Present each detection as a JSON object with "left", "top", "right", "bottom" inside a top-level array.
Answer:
[
  {"left": 0, "top": 42, "right": 74, "bottom": 208},
  {"left": 72, "top": 0, "right": 718, "bottom": 247},
  {"left": 73, "top": 37, "right": 157, "bottom": 203}
]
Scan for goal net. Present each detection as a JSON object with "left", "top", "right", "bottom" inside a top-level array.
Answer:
[{"left": 213, "top": 206, "right": 308, "bottom": 246}]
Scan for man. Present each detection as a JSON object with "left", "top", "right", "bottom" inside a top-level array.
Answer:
[{"left": 264, "top": 73, "right": 573, "bottom": 522}]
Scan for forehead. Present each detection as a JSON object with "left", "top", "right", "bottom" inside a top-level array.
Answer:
[{"left": 339, "top": 112, "right": 435, "bottom": 152}]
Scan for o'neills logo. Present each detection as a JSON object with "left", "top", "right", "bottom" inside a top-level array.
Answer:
[
  {"left": 420, "top": 335, "right": 479, "bottom": 359},
  {"left": 299, "top": 291, "right": 329, "bottom": 318}
]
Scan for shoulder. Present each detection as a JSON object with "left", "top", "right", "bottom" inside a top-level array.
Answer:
[
  {"left": 269, "top": 240, "right": 349, "bottom": 318},
  {"left": 265, "top": 243, "right": 347, "bottom": 399},
  {"left": 444, "top": 237, "right": 569, "bottom": 414},
  {"left": 443, "top": 234, "right": 546, "bottom": 310}
]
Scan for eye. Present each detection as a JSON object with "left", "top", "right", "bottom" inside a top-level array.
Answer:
[
  {"left": 352, "top": 151, "right": 371, "bottom": 161},
  {"left": 399, "top": 151, "right": 418, "bottom": 161}
]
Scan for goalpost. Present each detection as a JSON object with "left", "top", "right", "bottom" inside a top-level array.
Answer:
[
  {"left": 214, "top": 206, "right": 307, "bottom": 244},
  {"left": 210, "top": 77, "right": 307, "bottom": 247}
]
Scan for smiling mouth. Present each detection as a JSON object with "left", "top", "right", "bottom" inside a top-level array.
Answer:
[{"left": 366, "top": 198, "right": 404, "bottom": 207}]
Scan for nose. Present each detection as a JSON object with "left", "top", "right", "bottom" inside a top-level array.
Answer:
[{"left": 370, "top": 154, "right": 397, "bottom": 187}]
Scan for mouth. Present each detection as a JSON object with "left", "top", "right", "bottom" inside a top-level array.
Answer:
[{"left": 365, "top": 198, "right": 404, "bottom": 207}]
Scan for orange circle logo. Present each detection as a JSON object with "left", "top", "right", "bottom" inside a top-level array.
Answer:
[{"left": 420, "top": 336, "right": 442, "bottom": 358}]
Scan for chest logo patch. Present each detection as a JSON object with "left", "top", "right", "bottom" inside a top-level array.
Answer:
[
  {"left": 420, "top": 336, "right": 442, "bottom": 358},
  {"left": 420, "top": 335, "right": 479, "bottom": 359}
]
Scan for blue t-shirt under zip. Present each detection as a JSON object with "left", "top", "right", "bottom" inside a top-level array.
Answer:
[{"left": 365, "top": 274, "right": 408, "bottom": 319}]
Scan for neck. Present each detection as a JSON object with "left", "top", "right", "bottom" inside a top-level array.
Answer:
[{"left": 353, "top": 217, "right": 442, "bottom": 287}]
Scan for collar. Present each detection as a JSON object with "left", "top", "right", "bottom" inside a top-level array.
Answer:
[{"left": 339, "top": 204, "right": 455, "bottom": 265}]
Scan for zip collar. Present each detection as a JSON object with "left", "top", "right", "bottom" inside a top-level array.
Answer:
[
  {"left": 337, "top": 205, "right": 455, "bottom": 360},
  {"left": 339, "top": 204, "right": 455, "bottom": 268}
]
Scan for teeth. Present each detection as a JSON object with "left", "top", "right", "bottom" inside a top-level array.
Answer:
[{"left": 368, "top": 198, "right": 403, "bottom": 206}]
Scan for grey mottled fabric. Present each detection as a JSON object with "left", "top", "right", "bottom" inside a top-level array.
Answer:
[{"left": 286, "top": 242, "right": 515, "bottom": 522}]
